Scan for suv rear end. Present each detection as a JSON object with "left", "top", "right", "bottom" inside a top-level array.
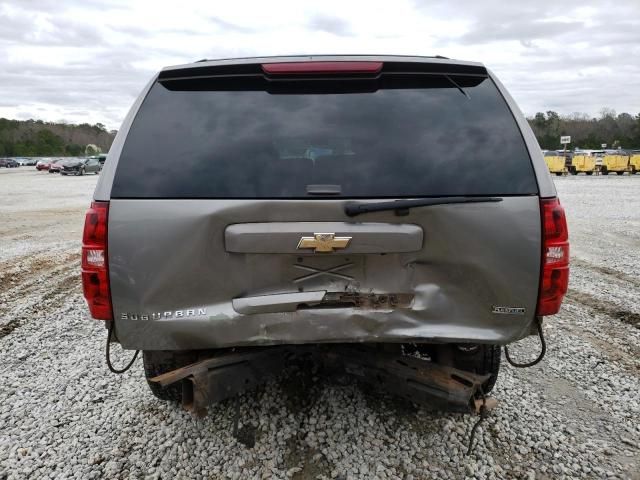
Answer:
[{"left": 83, "top": 55, "right": 568, "bottom": 403}]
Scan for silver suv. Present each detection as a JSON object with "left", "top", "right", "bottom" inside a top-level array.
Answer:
[{"left": 82, "top": 56, "right": 569, "bottom": 410}]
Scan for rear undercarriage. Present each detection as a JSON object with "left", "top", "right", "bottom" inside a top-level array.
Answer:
[{"left": 144, "top": 343, "right": 501, "bottom": 417}]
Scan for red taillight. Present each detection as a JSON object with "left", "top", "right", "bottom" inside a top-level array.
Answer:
[
  {"left": 536, "top": 198, "right": 569, "bottom": 316},
  {"left": 261, "top": 61, "right": 383, "bottom": 75},
  {"left": 81, "top": 201, "right": 112, "bottom": 320}
]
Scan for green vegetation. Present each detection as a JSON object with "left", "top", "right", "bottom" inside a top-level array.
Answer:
[
  {"left": 2, "top": 111, "right": 639, "bottom": 157},
  {"left": 528, "top": 110, "right": 640, "bottom": 150},
  {"left": 0, "top": 118, "right": 115, "bottom": 157}
]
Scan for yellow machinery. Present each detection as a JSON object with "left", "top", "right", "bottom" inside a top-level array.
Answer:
[
  {"left": 544, "top": 151, "right": 567, "bottom": 176},
  {"left": 570, "top": 154, "right": 597, "bottom": 175},
  {"left": 630, "top": 152, "right": 640, "bottom": 174},
  {"left": 601, "top": 152, "right": 631, "bottom": 175}
]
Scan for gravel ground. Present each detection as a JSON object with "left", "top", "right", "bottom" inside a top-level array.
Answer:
[{"left": 0, "top": 168, "right": 639, "bottom": 480}]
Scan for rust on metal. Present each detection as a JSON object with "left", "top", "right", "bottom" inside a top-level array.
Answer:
[
  {"left": 150, "top": 348, "right": 287, "bottom": 417},
  {"left": 150, "top": 345, "right": 491, "bottom": 416},
  {"left": 474, "top": 396, "right": 499, "bottom": 413},
  {"left": 319, "top": 292, "right": 414, "bottom": 309},
  {"left": 324, "top": 346, "right": 489, "bottom": 412}
]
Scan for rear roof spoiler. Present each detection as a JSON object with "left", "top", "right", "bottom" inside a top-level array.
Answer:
[{"left": 158, "top": 55, "right": 487, "bottom": 81}]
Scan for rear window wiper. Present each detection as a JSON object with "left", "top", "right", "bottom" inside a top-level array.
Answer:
[
  {"left": 344, "top": 197, "right": 503, "bottom": 217},
  {"left": 445, "top": 74, "right": 470, "bottom": 99}
]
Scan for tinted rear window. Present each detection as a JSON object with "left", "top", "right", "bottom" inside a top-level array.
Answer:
[{"left": 112, "top": 72, "right": 537, "bottom": 198}]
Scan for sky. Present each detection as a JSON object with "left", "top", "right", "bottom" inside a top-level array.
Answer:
[{"left": 1, "top": 0, "right": 639, "bottom": 130}]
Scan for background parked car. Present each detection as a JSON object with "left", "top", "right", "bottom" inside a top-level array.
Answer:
[
  {"left": 15, "top": 157, "right": 36, "bottom": 166},
  {"left": 49, "top": 158, "right": 76, "bottom": 173},
  {"left": 48, "top": 159, "right": 66, "bottom": 173},
  {"left": 0, "top": 158, "right": 20, "bottom": 168},
  {"left": 36, "top": 160, "right": 52, "bottom": 171},
  {"left": 60, "top": 157, "right": 102, "bottom": 176}
]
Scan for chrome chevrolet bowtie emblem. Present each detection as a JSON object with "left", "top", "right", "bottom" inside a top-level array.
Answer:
[{"left": 297, "top": 233, "right": 352, "bottom": 253}]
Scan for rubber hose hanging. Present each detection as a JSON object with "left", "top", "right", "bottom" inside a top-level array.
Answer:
[
  {"left": 466, "top": 386, "right": 487, "bottom": 455},
  {"left": 106, "top": 322, "right": 140, "bottom": 374},
  {"left": 504, "top": 318, "right": 546, "bottom": 368}
]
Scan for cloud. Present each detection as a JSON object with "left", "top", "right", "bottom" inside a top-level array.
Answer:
[
  {"left": 208, "top": 16, "right": 255, "bottom": 33},
  {"left": 0, "top": 0, "right": 638, "bottom": 130},
  {"left": 307, "top": 14, "right": 352, "bottom": 36},
  {"left": 460, "top": 20, "right": 584, "bottom": 44},
  {"left": 0, "top": 8, "right": 103, "bottom": 46}
]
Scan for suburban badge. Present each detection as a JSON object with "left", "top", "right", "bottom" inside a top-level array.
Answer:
[
  {"left": 121, "top": 308, "right": 207, "bottom": 320},
  {"left": 492, "top": 306, "right": 526, "bottom": 315}
]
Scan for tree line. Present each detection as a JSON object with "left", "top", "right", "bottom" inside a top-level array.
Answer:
[
  {"left": 528, "top": 110, "right": 640, "bottom": 150},
  {"left": 2, "top": 112, "right": 640, "bottom": 157},
  {"left": 0, "top": 118, "right": 115, "bottom": 157}
]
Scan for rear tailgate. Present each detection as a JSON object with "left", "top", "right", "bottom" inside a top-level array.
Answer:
[{"left": 105, "top": 59, "right": 542, "bottom": 350}]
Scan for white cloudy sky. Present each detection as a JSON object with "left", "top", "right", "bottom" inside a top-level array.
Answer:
[{"left": 1, "top": 0, "right": 639, "bottom": 130}]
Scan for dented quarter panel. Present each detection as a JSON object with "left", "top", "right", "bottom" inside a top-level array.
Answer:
[{"left": 109, "top": 197, "right": 541, "bottom": 350}]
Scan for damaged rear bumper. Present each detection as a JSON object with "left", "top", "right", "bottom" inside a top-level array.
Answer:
[{"left": 149, "top": 345, "right": 492, "bottom": 416}]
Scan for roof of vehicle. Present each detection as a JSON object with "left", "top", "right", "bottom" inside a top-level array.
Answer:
[{"left": 160, "top": 54, "right": 487, "bottom": 77}]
